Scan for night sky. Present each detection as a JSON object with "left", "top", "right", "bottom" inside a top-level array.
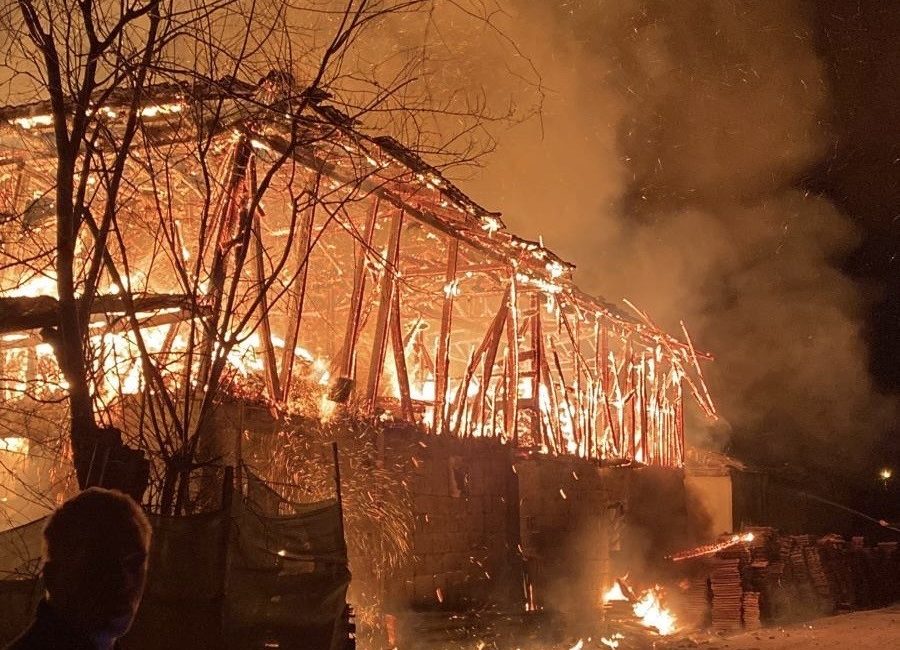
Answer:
[
  {"left": 811, "top": 1, "right": 900, "bottom": 387},
  {"left": 809, "top": 1, "right": 900, "bottom": 510}
]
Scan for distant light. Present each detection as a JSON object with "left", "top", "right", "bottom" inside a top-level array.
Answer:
[
  {"left": 880, "top": 467, "right": 893, "bottom": 481},
  {"left": 277, "top": 549, "right": 287, "bottom": 557}
]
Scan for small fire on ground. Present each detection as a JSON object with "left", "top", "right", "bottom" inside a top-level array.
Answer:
[{"left": 602, "top": 578, "right": 677, "bottom": 636}]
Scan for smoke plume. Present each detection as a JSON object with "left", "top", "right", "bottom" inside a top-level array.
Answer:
[{"left": 408, "top": 0, "right": 894, "bottom": 482}]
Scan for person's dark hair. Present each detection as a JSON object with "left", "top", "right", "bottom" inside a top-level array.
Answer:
[{"left": 43, "top": 488, "right": 151, "bottom": 563}]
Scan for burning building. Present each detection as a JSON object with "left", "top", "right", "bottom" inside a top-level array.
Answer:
[{"left": 0, "top": 77, "right": 717, "bottom": 632}]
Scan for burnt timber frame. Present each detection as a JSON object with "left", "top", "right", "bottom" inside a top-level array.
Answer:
[{"left": 0, "top": 82, "right": 718, "bottom": 469}]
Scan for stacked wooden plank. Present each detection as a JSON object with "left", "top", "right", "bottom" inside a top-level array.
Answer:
[
  {"left": 817, "top": 535, "right": 853, "bottom": 610},
  {"left": 741, "top": 591, "right": 761, "bottom": 629},
  {"left": 681, "top": 576, "right": 711, "bottom": 627},
  {"left": 804, "top": 544, "right": 832, "bottom": 604},
  {"left": 709, "top": 557, "right": 743, "bottom": 631},
  {"left": 679, "top": 529, "right": 900, "bottom": 633}
]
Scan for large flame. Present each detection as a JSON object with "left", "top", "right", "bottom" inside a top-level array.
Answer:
[{"left": 632, "top": 587, "right": 676, "bottom": 636}]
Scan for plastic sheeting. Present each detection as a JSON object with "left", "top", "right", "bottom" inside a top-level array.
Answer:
[{"left": 0, "top": 478, "right": 351, "bottom": 650}]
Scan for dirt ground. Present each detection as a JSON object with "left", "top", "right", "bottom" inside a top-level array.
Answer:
[
  {"left": 671, "top": 604, "right": 900, "bottom": 650},
  {"left": 396, "top": 603, "right": 900, "bottom": 649}
]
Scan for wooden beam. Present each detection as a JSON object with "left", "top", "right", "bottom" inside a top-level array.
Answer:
[
  {"left": 365, "top": 209, "right": 404, "bottom": 410},
  {"left": 539, "top": 340, "right": 563, "bottom": 455},
  {"left": 0, "top": 294, "right": 206, "bottom": 334},
  {"left": 627, "top": 346, "right": 637, "bottom": 461},
  {"left": 0, "top": 308, "right": 198, "bottom": 351},
  {"left": 402, "top": 263, "right": 509, "bottom": 278},
  {"left": 551, "top": 341, "right": 579, "bottom": 454},
  {"left": 433, "top": 238, "right": 459, "bottom": 434}
]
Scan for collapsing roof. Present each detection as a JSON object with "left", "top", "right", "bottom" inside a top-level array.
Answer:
[{"left": 0, "top": 76, "right": 715, "bottom": 468}]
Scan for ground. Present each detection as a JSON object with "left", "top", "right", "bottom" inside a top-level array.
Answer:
[
  {"left": 665, "top": 604, "right": 900, "bottom": 650},
  {"left": 397, "top": 603, "right": 900, "bottom": 649}
]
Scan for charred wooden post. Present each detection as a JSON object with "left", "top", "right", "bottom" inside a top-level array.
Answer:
[
  {"left": 505, "top": 274, "right": 520, "bottom": 445},
  {"left": 194, "top": 138, "right": 253, "bottom": 399},
  {"left": 248, "top": 159, "right": 281, "bottom": 403},
  {"left": 530, "top": 294, "right": 545, "bottom": 449},
  {"left": 600, "top": 320, "right": 612, "bottom": 454},
  {"left": 450, "top": 296, "right": 508, "bottom": 437},
  {"left": 389, "top": 290, "right": 415, "bottom": 422},
  {"left": 574, "top": 313, "right": 586, "bottom": 457},
  {"left": 279, "top": 177, "right": 319, "bottom": 402},
  {"left": 539, "top": 338, "right": 562, "bottom": 454},
  {"left": 551, "top": 341, "right": 578, "bottom": 454},
  {"left": 676, "top": 377, "right": 685, "bottom": 465},
  {"left": 472, "top": 289, "right": 509, "bottom": 437},
  {"left": 639, "top": 354, "right": 649, "bottom": 464},
  {"left": 624, "top": 343, "right": 636, "bottom": 461},
  {"left": 333, "top": 196, "right": 380, "bottom": 402},
  {"left": 365, "top": 209, "right": 404, "bottom": 411},
  {"left": 432, "top": 238, "right": 458, "bottom": 434}
]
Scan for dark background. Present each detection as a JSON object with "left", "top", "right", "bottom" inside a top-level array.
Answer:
[{"left": 808, "top": 1, "right": 899, "bottom": 521}]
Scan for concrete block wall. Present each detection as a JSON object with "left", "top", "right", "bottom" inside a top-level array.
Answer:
[
  {"left": 384, "top": 431, "right": 517, "bottom": 610},
  {"left": 380, "top": 431, "right": 696, "bottom": 614},
  {"left": 515, "top": 457, "right": 627, "bottom": 613}
]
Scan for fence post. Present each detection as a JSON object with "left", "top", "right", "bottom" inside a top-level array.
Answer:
[
  {"left": 219, "top": 466, "right": 234, "bottom": 648},
  {"left": 331, "top": 442, "right": 346, "bottom": 546}
]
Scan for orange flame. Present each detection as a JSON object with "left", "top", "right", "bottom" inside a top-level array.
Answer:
[{"left": 603, "top": 579, "right": 677, "bottom": 636}]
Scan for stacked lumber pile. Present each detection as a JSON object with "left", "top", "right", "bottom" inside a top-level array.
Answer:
[
  {"left": 680, "top": 576, "right": 711, "bottom": 627},
  {"left": 709, "top": 557, "right": 743, "bottom": 631},
  {"left": 678, "top": 529, "right": 900, "bottom": 632}
]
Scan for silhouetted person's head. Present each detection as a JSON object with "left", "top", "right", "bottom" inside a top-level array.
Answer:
[{"left": 42, "top": 488, "right": 151, "bottom": 643}]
